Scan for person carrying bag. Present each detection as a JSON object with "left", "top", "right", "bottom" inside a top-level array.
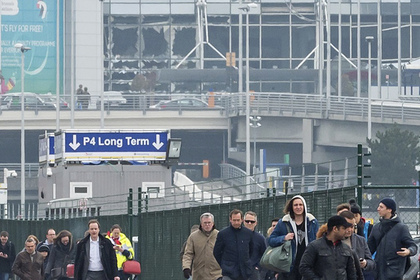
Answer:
[{"left": 268, "top": 195, "right": 319, "bottom": 280}]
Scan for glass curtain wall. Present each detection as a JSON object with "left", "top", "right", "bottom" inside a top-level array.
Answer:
[{"left": 102, "top": 0, "right": 420, "bottom": 96}]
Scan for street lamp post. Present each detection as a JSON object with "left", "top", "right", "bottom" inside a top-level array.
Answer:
[
  {"left": 14, "top": 43, "right": 31, "bottom": 219},
  {"left": 239, "top": 2, "right": 258, "bottom": 199},
  {"left": 366, "top": 36, "right": 374, "bottom": 141},
  {"left": 250, "top": 116, "right": 261, "bottom": 175}
]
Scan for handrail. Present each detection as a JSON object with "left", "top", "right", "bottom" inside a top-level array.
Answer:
[{"left": 2, "top": 92, "right": 420, "bottom": 124}]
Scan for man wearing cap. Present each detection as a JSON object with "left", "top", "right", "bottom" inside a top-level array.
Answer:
[
  {"left": 368, "top": 197, "right": 417, "bottom": 280},
  {"left": 299, "top": 215, "right": 357, "bottom": 280}
]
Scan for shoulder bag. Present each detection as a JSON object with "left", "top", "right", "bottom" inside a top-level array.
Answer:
[
  {"left": 260, "top": 224, "right": 292, "bottom": 273},
  {"left": 260, "top": 240, "right": 292, "bottom": 273}
]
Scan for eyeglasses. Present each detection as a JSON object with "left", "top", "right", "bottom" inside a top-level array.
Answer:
[{"left": 244, "top": 220, "right": 256, "bottom": 224}]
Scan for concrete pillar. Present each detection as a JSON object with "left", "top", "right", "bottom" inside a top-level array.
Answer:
[{"left": 302, "top": 119, "right": 314, "bottom": 163}]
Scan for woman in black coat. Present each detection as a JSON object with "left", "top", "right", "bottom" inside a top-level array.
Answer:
[{"left": 45, "top": 230, "right": 75, "bottom": 280}]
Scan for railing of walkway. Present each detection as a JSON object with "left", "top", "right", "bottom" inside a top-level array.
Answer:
[{"left": 2, "top": 92, "right": 420, "bottom": 124}]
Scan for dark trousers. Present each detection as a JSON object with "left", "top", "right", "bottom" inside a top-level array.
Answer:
[
  {"left": 222, "top": 276, "right": 249, "bottom": 280},
  {"left": 118, "top": 270, "right": 131, "bottom": 280},
  {"left": 86, "top": 270, "right": 107, "bottom": 280}
]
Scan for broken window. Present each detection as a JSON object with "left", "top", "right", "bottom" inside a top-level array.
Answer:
[
  {"left": 142, "top": 27, "right": 169, "bottom": 57},
  {"left": 112, "top": 26, "right": 139, "bottom": 58},
  {"left": 172, "top": 27, "right": 196, "bottom": 57}
]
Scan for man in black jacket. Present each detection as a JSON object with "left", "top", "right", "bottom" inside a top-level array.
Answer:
[
  {"left": 299, "top": 215, "right": 357, "bottom": 280},
  {"left": 214, "top": 209, "right": 254, "bottom": 280},
  {"left": 0, "top": 231, "right": 15, "bottom": 280},
  {"left": 368, "top": 197, "right": 417, "bottom": 280},
  {"left": 74, "top": 219, "right": 119, "bottom": 280},
  {"left": 243, "top": 211, "right": 266, "bottom": 280}
]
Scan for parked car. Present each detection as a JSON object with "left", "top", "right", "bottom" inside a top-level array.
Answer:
[
  {"left": 39, "top": 94, "right": 70, "bottom": 109},
  {"left": 91, "top": 91, "right": 127, "bottom": 108},
  {"left": 149, "top": 97, "right": 222, "bottom": 109},
  {"left": 0, "top": 92, "right": 56, "bottom": 110}
]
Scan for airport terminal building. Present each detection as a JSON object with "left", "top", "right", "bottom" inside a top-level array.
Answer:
[{"left": 95, "top": 0, "right": 420, "bottom": 97}]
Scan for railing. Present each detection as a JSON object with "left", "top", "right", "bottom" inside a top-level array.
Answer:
[
  {"left": 2, "top": 92, "right": 420, "bottom": 125},
  {"left": 0, "top": 163, "right": 39, "bottom": 176}
]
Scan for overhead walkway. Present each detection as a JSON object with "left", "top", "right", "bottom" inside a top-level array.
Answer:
[{"left": 1, "top": 92, "right": 420, "bottom": 130}]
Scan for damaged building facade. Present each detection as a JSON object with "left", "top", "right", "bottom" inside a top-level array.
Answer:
[{"left": 93, "top": 0, "right": 420, "bottom": 97}]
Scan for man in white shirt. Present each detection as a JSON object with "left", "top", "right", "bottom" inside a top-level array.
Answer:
[{"left": 74, "top": 219, "right": 119, "bottom": 280}]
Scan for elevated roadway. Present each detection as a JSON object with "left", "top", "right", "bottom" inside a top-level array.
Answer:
[{"left": 2, "top": 92, "right": 420, "bottom": 163}]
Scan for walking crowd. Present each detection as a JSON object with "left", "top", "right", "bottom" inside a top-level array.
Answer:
[
  {"left": 0, "top": 219, "right": 135, "bottom": 280},
  {"left": 181, "top": 195, "right": 417, "bottom": 280}
]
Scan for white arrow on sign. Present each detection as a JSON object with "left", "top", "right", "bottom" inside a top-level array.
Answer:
[
  {"left": 69, "top": 135, "right": 81, "bottom": 150},
  {"left": 152, "top": 134, "right": 164, "bottom": 150}
]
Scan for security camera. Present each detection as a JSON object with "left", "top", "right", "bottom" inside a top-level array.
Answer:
[
  {"left": 11, "top": 171, "right": 17, "bottom": 178},
  {"left": 46, "top": 168, "right": 53, "bottom": 177}
]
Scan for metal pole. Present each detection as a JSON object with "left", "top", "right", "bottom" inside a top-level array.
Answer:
[
  {"left": 253, "top": 128, "right": 256, "bottom": 174},
  {"left": 20, "top": 50, "right": 25, "bottom": 219},
  {"left": 56, "top": 0, "right": 60, "bottom": 130},
  {"left": 368, "top": 39, "right": 372, "bottom": 140},
  {"left": 70, "top": 0, "right": 75, "bottom": 128},
  {"left": 357, "top": 0, "right": 361, "bottom": 98},
  {"left": 238, "top": 0, "right": 243, "bottom": 94},
  {"left": 245, "top": 10, "right": 251, "bottom": 199},
  {"left": 100, "top": 0, "right": 105, "bottom": 127},
  {"left": 0, "top": 0, "right": 2, "bottom": 74},
  {"left": 397, "top": 0, "right": 401, "bottom": 96}
]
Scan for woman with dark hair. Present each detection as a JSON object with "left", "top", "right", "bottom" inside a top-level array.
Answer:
[
  {"left": 45, "top": 230, "right": 75, "bottom": 280},
  {"left": 268, "top": 195, "right": 319, "bottom": 280}
]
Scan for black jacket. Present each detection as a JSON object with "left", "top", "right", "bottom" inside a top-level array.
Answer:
[
  {"left": 213, "top": 225, "right": 254, "bottom": 279},
  {"left": 45, "top": 241, "right": 76, "bottom": 279},
  {"left": 368, "top": 215, "right": 417, "bottom": 280},
  {"left": 250, "top": 231, "right": 266, "bottom": 268},
  {"left": 0, "top": 241, "right": 15, "bottom": 273},
  {"left": 299, "top": 235, "right": 357, "bottom": 280},
  {"left": 74, "top": 234, "right": 118, "bottom": 280}
]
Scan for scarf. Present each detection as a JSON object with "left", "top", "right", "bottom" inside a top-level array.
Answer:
[{"left": 107, "top": 231, "right": 121, "bottom": 245}]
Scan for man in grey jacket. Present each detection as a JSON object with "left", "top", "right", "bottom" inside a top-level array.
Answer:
[{"left": 299, "top": 215, "right": 357, "bottom": 280}]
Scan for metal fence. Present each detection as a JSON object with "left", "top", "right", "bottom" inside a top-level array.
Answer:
[
  {"left": 1, "top": 184, "right": 419, "bottom": 279},
  {"left": 3, "top": 92, "right": 420, "bottom": 125}
]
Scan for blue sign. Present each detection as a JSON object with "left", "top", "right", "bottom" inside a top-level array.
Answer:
[{"left": 58, "top": 131, "right": 169, "bottom": 161}]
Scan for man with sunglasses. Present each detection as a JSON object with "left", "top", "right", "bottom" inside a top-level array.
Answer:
[{"left": 244, "top": 211, "right": 267, "bottom": 280}]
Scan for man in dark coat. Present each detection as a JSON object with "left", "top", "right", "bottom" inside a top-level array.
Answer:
[
  {"left": 299, "top": 215, "right": 357, "bottom": 280},
  {"left": 74, "top": 219, "right": 119, "bottom": 280},
  {"left": 243, "top": 211, "right": 266, "bottom": 280},
  {"left": 0, "top": 231, "right": 15, "bottom": 280},
  {"left": 213, "top": 209, "right": 254, "bottom": 280},
  {"left": 368, "top": 197, "right": 417, "bottom": 280}
]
